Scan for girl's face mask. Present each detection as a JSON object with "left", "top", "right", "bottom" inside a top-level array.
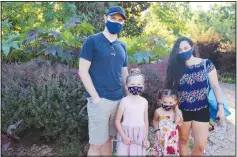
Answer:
[
  {"left": 128, "top": 86, "right": 143, "bottom": 95},
  {"left": 161, "top": 104, "right": 175, "bottom": 111}
]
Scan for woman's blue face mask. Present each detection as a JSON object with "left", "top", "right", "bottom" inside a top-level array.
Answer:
[{"left": 178, "top": 49, "right": 193, "bottom": 61}]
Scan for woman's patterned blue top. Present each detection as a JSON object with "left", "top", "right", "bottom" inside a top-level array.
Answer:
[{"left": 178, "top": 59, "right": 215, "bottom": 111}]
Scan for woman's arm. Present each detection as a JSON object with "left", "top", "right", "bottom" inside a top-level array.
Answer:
[
  {"left": 208, "top": 68, "right": 225, "bottom": 122},
  {"left": 174, "top": 105, "right": 183, "bottom": 123}
]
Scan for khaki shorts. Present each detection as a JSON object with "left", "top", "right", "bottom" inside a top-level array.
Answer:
[{"left": 87, "top": 97, "right": 120, "bottom": 145}]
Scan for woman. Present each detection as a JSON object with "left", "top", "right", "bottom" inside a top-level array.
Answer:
[{"left": 165, "top": 37, "right": 225, "bottom": 156}]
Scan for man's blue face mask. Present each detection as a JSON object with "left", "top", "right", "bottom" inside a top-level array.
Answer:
[{"left": 106, "top": 20, "right": 123, "bottom": 34}]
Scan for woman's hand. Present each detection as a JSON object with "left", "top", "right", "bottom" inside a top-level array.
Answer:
[
  {"left": 175, "top": 115, "right": 183, "bottom": 126},
  {"left": 175, "top": 109, "right": 183, "bottom": 125},
  {"left": 216, "top": 105, "right": 225, "bottom": 124}
]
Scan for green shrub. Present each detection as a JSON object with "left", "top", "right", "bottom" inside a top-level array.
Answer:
[
  {"left": 2, "top": 58, "right": 88, "bottom": 143},
  {"left": 121, "top": 35, "right": 171, "bottom": 63},
  {"left": 184, "top": 25, "right": 236, "bottom": 73},
  {"left": 219, "top": 71, "right": 235, "bottom": 84}
]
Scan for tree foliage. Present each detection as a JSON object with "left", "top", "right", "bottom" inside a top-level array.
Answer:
[
  {"left": 1, "top": 2, "right": 235, "bottom": 65},
  {"left": 2, "top": 2, "right": 94, "bottom": 66},
  {"left": 119, "top": 2, "right": 150, "bottom": 37},
  {"left": 148, "top": 2, "right": 193, "bottom": 36},
  {"left": 193, "top": 2, "right": 235, "bottom": 43}
]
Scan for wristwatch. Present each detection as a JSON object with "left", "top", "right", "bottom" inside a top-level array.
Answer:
[
  {"left": 218, "top": 102, "right": 224, "bottom": 106},
  {"left": 154, "top": 128, "right": 160, "bottom": 133}
]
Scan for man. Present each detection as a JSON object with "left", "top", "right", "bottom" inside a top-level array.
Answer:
[{"left": 78, "top": 6, "right": 129, "bottom": 156}]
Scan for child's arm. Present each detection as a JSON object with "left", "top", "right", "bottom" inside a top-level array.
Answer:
[
  {"left": 144, "top": 100, "right": 150, "bottom": 148},
  {"left": 153, "top": 109, "right": 160, "bottom": 130},
  {"left": 153, "top": 109, "right": 161, "bottom": 143},
  {"left": 144, "top": 100, "right": 149, "bottom": 140},
  {"left": 115, "top": 99, "right": 131, "bottom": 144}
]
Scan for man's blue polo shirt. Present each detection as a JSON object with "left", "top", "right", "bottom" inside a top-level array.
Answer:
[{"left": 80, "top": 32, "right": 128, "bottom": 101}]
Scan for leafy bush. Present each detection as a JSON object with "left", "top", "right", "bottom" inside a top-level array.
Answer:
[
  {"left": 120, "top": 35, "right": 149, "bottom": 57},
  {"left": 121, "top": 35, "right": 171, "bottom": 63},
  {"left": 219, "top": 73, "right": 235, "bottom": 84},
  {"left": 217, "top": 39, "right": 236, "bottom": 74},
  {"left": 2, "top": 2, "right": 95, "bottom": 68},
  {"left": 188, "top": 26, "right": 235, "bottom": 74},
  {"left": 129, "top": 51, "right": 151, "bottom": 64},
  {"left": 2, "top": 58, "right": 88, "bottom": 143},
  {"left": 186, "top": 26, "right": 221, "bottom": 58},
  {"left": 218, "top": 40, "right": 235, "bottom": 54},
  {"left": 217, "top": 52, "right": 236, "bottom": 74}
]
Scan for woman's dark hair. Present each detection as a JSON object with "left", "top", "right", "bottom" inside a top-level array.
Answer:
[{"left": 165, "top": 37, "right": 199, "bottom": 89}]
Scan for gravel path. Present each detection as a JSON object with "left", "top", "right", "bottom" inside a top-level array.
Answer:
[{"left": 204, "top": 82, "right": 235, "bottom": 156}]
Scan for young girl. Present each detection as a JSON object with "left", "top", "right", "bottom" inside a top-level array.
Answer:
[
  {"left": 115, "top": 68, "right": 150, "bottom": 156},
  {"left": 152, "top": 89, "right": 182, "bottom": 156}
]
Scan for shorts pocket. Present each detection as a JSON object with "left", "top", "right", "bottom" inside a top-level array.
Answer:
[{"left": 89, "top": 97, "right": 104, "bottom": 107}]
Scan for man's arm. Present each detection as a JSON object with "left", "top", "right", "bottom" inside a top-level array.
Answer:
[
  {"left": 122, "top": 67, "right": 129, "bottom": 96},
  {"left": 78, "top": 58, "right": 101, "bottom": 104}
]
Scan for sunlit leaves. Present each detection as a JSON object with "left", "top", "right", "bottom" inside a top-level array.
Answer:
[
  {"left": 64, "top": 17, "right": 80, "bottom": 29},
  {"left": 132, "top": 51, "right": 151, "bottom": 64},
  {"left": 2, "top": 34, "right": 22, "bottom": 56}
]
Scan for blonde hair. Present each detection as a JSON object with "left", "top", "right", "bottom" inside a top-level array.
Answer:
[{"left": 126, "top": 68, "right": 144, "bottom": 84}]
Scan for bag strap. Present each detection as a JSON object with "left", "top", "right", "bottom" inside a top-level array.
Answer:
[{"left": 203, "top": 59, "right": 210, "bottom": 86}]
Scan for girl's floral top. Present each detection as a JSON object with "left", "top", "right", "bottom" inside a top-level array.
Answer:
[
  {"left": 178, "top": 59, "right": 215, "bottom": 111},
  {"left": 153, "top": 116, "right": 179, "bottom": 156}
]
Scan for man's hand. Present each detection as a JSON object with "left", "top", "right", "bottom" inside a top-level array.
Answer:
[{"left": 92, "top": 96, "right": 102, "bottom": 104}]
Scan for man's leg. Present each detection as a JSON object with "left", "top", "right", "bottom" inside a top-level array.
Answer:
[
  {"left": 88, "top": 144, "right": 103, "bottom": 156},
  {"left": 101, "top": 136, "right": 113, "bottom": 156},
  {"left": 101, "top": 100, "right": 120, "bottom": 156},
  {"left": 87, "top": 98, "right": 110, "bottom": 156}
]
